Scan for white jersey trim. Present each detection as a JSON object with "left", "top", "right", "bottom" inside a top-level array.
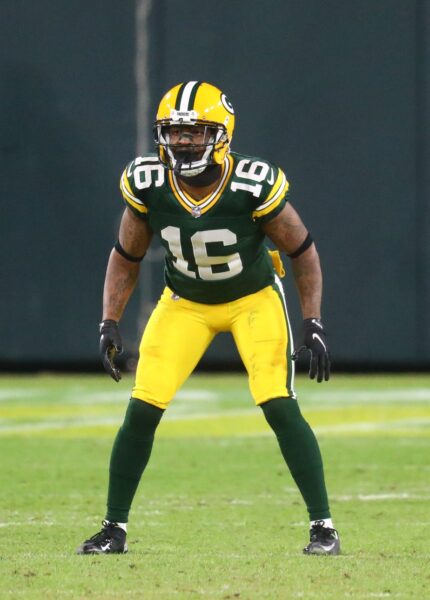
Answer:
[
  {"left": 255, "top": 172, "right": 287, "bottom": 212},
  {"left": 171, "top": 156, "right": 230, "bottom": 209},
  {"left": 121, "top": 172, "right": 145, "bottom": 205},
  {"left": 274, "top": 274, "right": 296, "bottom": 398}
]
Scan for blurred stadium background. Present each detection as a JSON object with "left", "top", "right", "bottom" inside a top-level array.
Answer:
[{"left": 0, "top": 0, "right": 429, "bottom": 373}]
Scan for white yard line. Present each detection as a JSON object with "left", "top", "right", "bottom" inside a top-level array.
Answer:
[
  {"left": 0, "top": 520, "right": 54, "bottom": 528},
  {"left": 1, "top": 386, "right": 429, "bottom": 404},
  {"left": 334, "top": 492, "right": 430, "bottom": 501},
  {"left": 0, "top": 416, "right": 122, "bottom": 433},
  {"left": 303, "top": 388, "right": 430, "bottom": 403},
  {"left": 314, "top": 418, "right": 430, "bottom": 433},
  {"left": 0, "top": 410, "right": 257, "bottom": 433},
  {"left": 0, "top": 388, "right": 220, "bottom": 404},
  {"left": 0, "top": 389, "right": 46, "bottom": 400},
  {"left": 86, "top": 386, "right": 429, "bottom": 404},
  {"left": 0, "top": 413, "right": 429, "bottom": 435},
  {"left": 66, "top": 389, "right": 218, "bottom": 404}
]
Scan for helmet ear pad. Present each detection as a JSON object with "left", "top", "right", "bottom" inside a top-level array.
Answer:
[
  {"left": 213, "top": 141, "right": 229, "bottom": 164},
  {"left": 158, "top": 145, "right": 168, "bottom": 166}
]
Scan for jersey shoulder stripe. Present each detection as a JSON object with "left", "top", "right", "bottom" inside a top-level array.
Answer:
[
  {"left": 253, "top": 168, "right": 289, "bottom": 219},
  {"left": 228, "top": 152, "right": 290, "bottom": 220},
  {"left": 120, "top": 168, "right": 147, "bottom": 213},
  {"left": 119, "top": 156, "right": 162, "bottom": 216}
]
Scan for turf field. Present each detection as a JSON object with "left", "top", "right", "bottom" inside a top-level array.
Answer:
[{"left": 0, "top": 372, "right": 429, "bottom": 599}]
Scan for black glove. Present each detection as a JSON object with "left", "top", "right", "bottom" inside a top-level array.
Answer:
[
  {"left": 99, "top": 319, "right": 123, "bottom": 382},
  {"left": 292, "top": 318, "right": 330, "bottom": 382}
]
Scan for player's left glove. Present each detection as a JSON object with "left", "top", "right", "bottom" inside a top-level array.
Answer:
[
  {"left": 292, "top": 318, "right": 330, "bottom": 382},
  {"left": 99, "top": 319, "right": 123, "bottom": 382}
]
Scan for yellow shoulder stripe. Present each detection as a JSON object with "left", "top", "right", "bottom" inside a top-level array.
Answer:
[
  {"left": 120, "top": 169, "right": 148, "bottom": 214},
  {"left": 252, "top": 169, "right": 289, "bottom": 219},
  {"left": 266, "top": 169, "right": 285, "bottom": 203}
]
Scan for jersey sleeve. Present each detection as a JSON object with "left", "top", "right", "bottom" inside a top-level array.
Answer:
[
  {"left": 252, "top": 166, "right": 289, "bottom": 223},
  {"left": 119, "top": 160, "right": 149, "bottom": 219}
]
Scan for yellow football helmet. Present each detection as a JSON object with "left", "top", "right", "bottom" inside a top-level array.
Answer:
[{"left": 153, "top": 81, "right": 235, "bottom": 176}]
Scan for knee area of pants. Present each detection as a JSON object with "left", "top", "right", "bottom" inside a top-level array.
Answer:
[
  {"left": 261, "top": 397, "right": 305, "bottom": 429},
  {"left": 124, "top": 398, "right": 164, "bottom": 433}
]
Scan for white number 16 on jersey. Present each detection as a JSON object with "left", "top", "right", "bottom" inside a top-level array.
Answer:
[{"left": 161, "top": 226, "right": 243, "bottom": 281}]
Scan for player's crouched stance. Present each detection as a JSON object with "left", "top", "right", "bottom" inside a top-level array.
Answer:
[{"left": 76, "top": 81, "right": 340, "bottom": 557}]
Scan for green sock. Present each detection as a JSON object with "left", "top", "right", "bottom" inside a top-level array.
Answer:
[
  {"left": 261, "top": 396, "right": 330, "bottom": 520},
  {"left": 106, "top": 398, "right": 164, "bottom": 523}
]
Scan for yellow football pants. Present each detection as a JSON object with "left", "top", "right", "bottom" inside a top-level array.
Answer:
[{"left": 132, "top": 282, "right": 295, "bottom": 409}]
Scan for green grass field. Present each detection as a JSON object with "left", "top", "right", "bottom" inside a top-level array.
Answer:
[{"left": 0, "top": 372, "right": 429, "bottom": 599}]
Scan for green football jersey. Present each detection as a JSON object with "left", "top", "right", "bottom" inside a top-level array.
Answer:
[{"left": 119, "top": 151, "right": 289, "bottom": 304}]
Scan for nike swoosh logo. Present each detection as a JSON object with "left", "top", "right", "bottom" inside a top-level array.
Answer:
[
  {"left": 100, "top": 542, "right": 112, "bottom": 552},
  {"left": 267, "top": 168, "right": 275, "bottom": 185},
  {"left": 311, "top": 319, "right": 323, "bottom": 329},
  {"left": 324, "top": 542, "right": 337, "bottom": 552},
  {"left": 312, "top": 333, "right": 327, "bottom": 351}
]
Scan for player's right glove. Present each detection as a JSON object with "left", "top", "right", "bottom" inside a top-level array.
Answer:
[
  {"left": 99, "top": 319, "right": 123, "bottom": 382},
  {"left": 292, "top": 318, "right": 330, "bottom": 383}
]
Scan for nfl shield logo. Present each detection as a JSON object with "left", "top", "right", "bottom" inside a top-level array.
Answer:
[{"left": 191, "top": 206, "right": 201, "bottom": 218}]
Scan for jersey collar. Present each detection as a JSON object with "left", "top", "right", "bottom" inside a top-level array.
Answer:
[{"left": 168, "top": 154, "right": 234, "bottom": 216}]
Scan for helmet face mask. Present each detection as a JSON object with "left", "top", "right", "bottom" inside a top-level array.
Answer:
[
  {"left": 154, "top": 82, "right": 235, "bottom": 177},
  {"left": 155, "top": 121, "right": 227, "bottom": 176}
]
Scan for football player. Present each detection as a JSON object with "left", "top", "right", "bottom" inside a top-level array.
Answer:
[{"left": 76, "top": 81, "right": 340, "bottom": 556}]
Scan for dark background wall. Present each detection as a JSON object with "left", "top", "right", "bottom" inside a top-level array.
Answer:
[
  {"left": 0, "top": 1, "right": 137, "bottom": 365},
  {"left": 1, "top": 1, "right": 429, "bottom": 370}
]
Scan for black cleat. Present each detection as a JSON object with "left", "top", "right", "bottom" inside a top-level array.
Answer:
[
  {"left": 76, "top": 520, "right": 128, "bottom": 555},
  {"left": 303, "top": 520, "right": 340, "bottom": 555}
]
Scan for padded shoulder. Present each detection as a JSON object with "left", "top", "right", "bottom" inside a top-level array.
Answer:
[
  {"left": 119, "top": 155, "right": 165, "bottom": 218},
  {"left": 252, "top": 162, "right": 289, "bottom": 221},
  {"left": 230, "top": 152, "right": 290, "bottom": 222}
]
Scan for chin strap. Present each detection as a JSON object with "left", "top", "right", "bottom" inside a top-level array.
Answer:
[
  {"left": 169, "top": 141, "right": 215, "bottom": 177},
  {"left": 173, "top": 157, "right": 184, "bottom": 175}
]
